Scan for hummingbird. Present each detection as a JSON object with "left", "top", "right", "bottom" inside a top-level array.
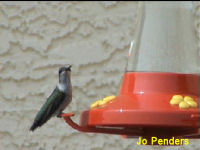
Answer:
[{"left": 30, "top": 65, "right": 72, "bottom": 131}]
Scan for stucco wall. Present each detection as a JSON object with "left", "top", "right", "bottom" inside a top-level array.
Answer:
[{"left": 0, "top": 1, "right": 199, "bottom": 150}]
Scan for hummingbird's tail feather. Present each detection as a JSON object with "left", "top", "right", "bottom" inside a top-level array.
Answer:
[
  {"left": 29, "top": 103, "right": 53, "bottom": 132},
  {"left": 29, "top": 86, "right": 68, "bottom": 132},
  {"left": 29, "top": 117, "right": 44, "bottom": 131},
  {"left": 29, "top": 122, "right": 38, "bottom": 131},
  {"left": 29, "top": 113, "right": 51, "bottom": 131}
]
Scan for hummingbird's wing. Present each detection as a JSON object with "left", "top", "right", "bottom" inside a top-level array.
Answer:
[{"left": 30, "top": 86, "right": 66, "bottom": 131}]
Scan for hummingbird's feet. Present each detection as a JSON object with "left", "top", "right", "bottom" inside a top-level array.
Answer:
[{"left": 57, "top": 112, "right": 63, "bottom": 118}]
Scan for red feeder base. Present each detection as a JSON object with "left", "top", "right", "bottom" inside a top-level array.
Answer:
[{"left": 63, "top": 72, "right": 199, "bottom": 145}]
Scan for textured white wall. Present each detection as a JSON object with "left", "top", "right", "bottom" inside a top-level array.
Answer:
[{"left": 0, "top": 1, "right": 199, "bottom": 150}]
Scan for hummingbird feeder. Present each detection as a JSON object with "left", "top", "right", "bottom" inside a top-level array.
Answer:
[{"left": 62, "top": 2, "right": 200, "bottom": 144}]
